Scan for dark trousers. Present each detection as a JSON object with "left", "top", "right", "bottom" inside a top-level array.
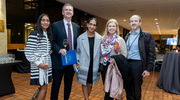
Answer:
[
  {"left": 50, "top": 66, "right": 74, "bottom": 100},
  {"left": 125, "top": 60, "right": 143, "bottom": 100},
  {"left": 101, "top": 63, "right": 114, "bottom": 100}
]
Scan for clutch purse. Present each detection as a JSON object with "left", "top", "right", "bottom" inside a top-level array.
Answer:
[{"left": 32, "top": 88, "right": 40, "bottom": 100}]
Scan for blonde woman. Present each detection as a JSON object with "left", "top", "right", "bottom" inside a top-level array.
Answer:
[{"left": 100, "top": 19, "right": 127, "bottom": 100}]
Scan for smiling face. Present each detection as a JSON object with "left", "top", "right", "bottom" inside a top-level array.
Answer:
[
  {"left": 62, "top": 5, "right": 74, "bottom": 19},
  {"left": 41, "top": 15, "right": 50, "bottom": 31},
  {"left": 108, "top": 22, "right": 117, "bottom": 35},
  {"left": 129, "top": 15, "right": 142, "bottom": 32},
  {"left": 87, "top": 19, "right": 97, "bottom": 33}
]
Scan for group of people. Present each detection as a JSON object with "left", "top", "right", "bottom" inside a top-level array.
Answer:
[{"left": 25, "top": 3, "right": 155, "bottom": 100}]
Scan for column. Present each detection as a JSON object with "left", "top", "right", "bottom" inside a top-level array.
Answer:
[{"left": 0, "top": 0, "right": 7, "bottom": 54}]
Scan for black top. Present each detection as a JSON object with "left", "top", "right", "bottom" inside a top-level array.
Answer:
[
  {"left": 124, "top": 28, "right": 155, "bottom": 71},
  {"left": 87, "top": 37, "right": 94, "bottom": 83}
]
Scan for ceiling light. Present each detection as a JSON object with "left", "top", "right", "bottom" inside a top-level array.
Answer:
[
  {"left": 157, "top": 26, "right": 161, "bottom": 35},
  {"left": 123, "top": 19, "right": 126, "bottom": 21},
  {"left": 156, "top": 22, "right": 159, "bottom": 24},
  {"left": 154, "top": 18, "right": 158, "bottom": 21},
  {"left": 26, "top": 23, "right": 31, "bottom": 25}
]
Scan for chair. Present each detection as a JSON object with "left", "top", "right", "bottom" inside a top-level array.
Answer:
[{"left": 153, "top": 54, "right": 164, "bottom": 72}]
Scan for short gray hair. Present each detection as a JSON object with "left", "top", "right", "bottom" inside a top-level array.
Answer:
[{"left": 130, "top": 15, "right": 142, "bottom": 22}]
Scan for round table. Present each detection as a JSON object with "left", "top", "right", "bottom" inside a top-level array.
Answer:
[{"left": 157, "top": 51, "right": 180, "bottom": 94}]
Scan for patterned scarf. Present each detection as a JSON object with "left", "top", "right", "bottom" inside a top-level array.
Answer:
[{"left": 101, "top": 33, "right": 119, "bottom": 64}]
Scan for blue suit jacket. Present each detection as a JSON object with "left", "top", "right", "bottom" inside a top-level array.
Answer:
[{"left": 52, "top": 20, "right": 80, "bottom": 69}]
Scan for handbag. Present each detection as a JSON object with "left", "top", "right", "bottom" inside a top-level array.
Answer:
[
  {"left": 32, "top": 88, "right": 40, "bottom": 100},
  {"left": 98, "top": 63, "right": 104, "bottom": 72}
]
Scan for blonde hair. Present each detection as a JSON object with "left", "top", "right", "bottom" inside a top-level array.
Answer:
[{"left": 102, "top": 19, "right": 120, "bottom": 42}]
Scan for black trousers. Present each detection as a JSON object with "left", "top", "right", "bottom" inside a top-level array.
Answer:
[
  {"left": 50, "top": 66, "right": 74, "bottom": 100},
  {"left": 101, "top": 63, "right": 114, "bottom": 100},
  {"left": 125, "top": 60, "right": 143, "bottom": 100}
]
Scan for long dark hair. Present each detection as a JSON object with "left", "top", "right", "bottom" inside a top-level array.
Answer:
[
  {"left": 85, "top": 17, "right": 97, "bottom": 32},
  {"left": 87, "top": 17, "right": 98, "bottom": 26},
  {"left": 36, "top": 13, "right": 52, "bottom": 44}
]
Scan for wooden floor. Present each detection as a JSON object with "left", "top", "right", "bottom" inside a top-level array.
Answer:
[{"left": 0, "top": 71, "right": 180, "bottom": 100}]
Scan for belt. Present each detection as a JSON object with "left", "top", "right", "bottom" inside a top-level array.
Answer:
[{"left": 127, "top": 59, "right": 141, "bottom": 61}]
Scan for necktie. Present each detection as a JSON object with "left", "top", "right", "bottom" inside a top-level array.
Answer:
[{"left": 67, "top": 23, "right": 72, "bottom": 50}]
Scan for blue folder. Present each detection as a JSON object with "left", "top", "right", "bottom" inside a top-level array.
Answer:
[{"left": 61, "top": 50, "right": 78, "bottom": 66}]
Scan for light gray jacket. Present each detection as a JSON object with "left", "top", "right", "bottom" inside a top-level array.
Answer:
[{"left": 76, "top": 31, "right": 102, "bottom": 86}]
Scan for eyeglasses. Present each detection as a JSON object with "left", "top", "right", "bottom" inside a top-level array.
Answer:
[
  {"left": 89, "top": 23, "right": 96, "bottom": 27},
  {"left": 41, "top": 19, "right": 50, "bottom": 22}
]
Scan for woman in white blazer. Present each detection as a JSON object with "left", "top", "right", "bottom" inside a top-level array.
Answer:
[{"left": 76, "top": 18, "right": 102, "bottom": 100}]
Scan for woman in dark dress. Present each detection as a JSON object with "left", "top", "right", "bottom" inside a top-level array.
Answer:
[{"left": 76, "top": 18, "right": 102, "bottom": 100}]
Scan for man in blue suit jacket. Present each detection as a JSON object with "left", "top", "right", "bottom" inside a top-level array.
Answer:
[{"left": 51, "top": 3, "right": 80, "bottom": 100}]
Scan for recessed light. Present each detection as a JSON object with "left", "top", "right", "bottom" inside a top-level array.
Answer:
[
  {"left": 26, "top": 23, "right": 31, "bottom": 25},
  {"left": 155, "top": 18, "right": 158, "bottom": 21},
  {"left": 156, "top": 22, "right": 159, "bottom": 24},
  {"left": 123, "top": 19, "right": 126, "bottom": 21}
]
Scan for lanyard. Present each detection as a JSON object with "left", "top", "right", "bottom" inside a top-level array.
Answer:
[{"left": 127, "top": 34, "right": 139, "bottom": 51}]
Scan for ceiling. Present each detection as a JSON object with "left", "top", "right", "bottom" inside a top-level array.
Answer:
[{"left": 57, "top": 0, "right": 180, "bottom": 35}]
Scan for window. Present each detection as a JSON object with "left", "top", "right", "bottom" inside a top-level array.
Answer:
[
  {"left": 24, "top": 23, "right": 36, "bottom": 42},
  {"left": 24, "top": 0, "right": 38, "bottom": 10}
]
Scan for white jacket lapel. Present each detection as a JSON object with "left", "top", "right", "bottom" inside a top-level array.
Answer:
[
  {"left": 93, "top": 32, "right": 101, "bottom": 58},
  {"left": 82, "top": 32, "right": 90, "bottom": 57}
]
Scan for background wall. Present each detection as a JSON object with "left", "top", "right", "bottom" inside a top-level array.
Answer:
[
  {"left": 95, "top": 17, "right": 107, "bottom": 36},
  {"left": 152, "top": 35, "right": 160, "bottom": 41},
  {"left": 0, "top": 0, "right": 7, "bottom": 54}
]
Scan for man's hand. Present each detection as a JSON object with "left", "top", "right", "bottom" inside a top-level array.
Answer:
[
  {"left": 142, "top": 70, "right": 150, "bottom": 77},
  {"left": 59, "top": 49, "right": 67, "bottom": 56},
  {"left": 38, "top": 63, "right": 49, "bottom": 70}
]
